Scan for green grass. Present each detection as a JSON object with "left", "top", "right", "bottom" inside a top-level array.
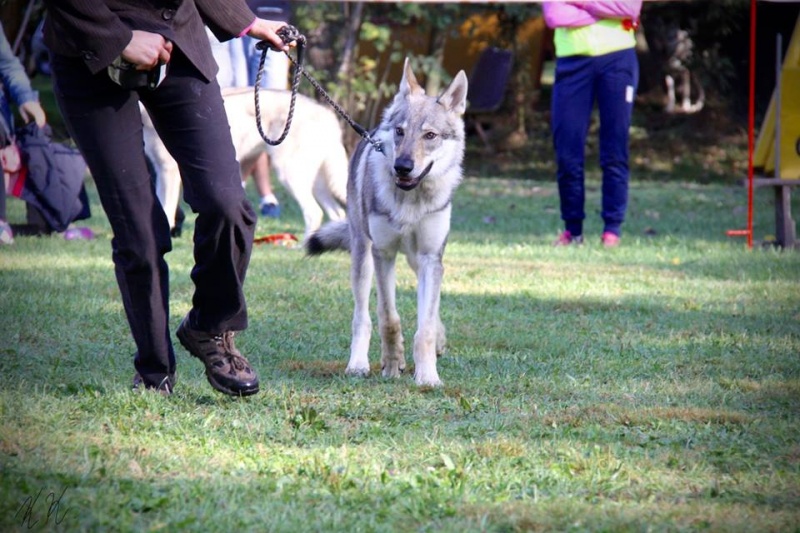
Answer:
[
  {"left": 2, "top": 84, "right": 800, "bottom": 531},
  {"left": 1, "top": 157, "right": 798, "bottom": 531}
]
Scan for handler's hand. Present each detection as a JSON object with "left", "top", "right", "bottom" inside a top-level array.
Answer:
[
  {"left": 122, "top": 30, "right": 173, "bottom": 70},
  {"left": 19, "top": 101, "right": 46, "bottom": 127},
  {"left": 247, "top": 19, "right": 295, "bottom": 52}
]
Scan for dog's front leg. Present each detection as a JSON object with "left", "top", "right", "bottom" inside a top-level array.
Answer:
[
  {"left": 373, "top": 248, "right": 405, "bottom": 378},
  {"left": 665, "top": 74, "right": 676, "bottom": 113},
  {"left": 413, "top": 252, "right": 444, "bottom": 387},
  {"left": 144, "top": 134, "right": 181, "bottom": 229},
  {"left": 680, "top": 69, "right": 692, "bottom": 113},
  {"left": 347, "top": 239, "right": 373, "bottom": 377}
]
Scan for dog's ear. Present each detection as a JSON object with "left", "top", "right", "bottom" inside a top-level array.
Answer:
[
  {"left": 399, "top": 57, "right": 425, "bottom": 97},
  {"left": 437, "top": 70, "right": 468, "bottom": 115}
]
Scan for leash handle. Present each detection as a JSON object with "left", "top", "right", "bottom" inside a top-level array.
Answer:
[
  {"left": 256, "top": 25, "right": 305, "bottom": 50},
  {"left": 254, "top": 26, "right": 305, "bottom": 146},
  {"left": 253, "top": 26, "right": 384, "bottom": 154}
]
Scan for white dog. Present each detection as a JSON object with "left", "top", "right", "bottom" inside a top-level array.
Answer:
[
  {"left": 142, "top": 87, "right": 348, "bottom": 240},
  {"left": 306, "top": 59, "right": 468, "bottom": 387}
]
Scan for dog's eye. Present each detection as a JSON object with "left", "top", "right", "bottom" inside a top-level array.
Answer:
[
  {"left": 424, "top": 132, "right": 437, "bottom": 140},
  {"left": 395, "top": 127, "right": 404, "bottom": 137}
]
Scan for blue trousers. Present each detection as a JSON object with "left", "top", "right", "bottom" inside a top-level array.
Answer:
[
  {"left": 51, "top": 49, "right": 256, "bottom": 387},
  {"left": 551, "top": 47, "right": 639, "bottom": 237}
]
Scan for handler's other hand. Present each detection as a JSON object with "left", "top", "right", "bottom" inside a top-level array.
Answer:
[{"left": 122, "top": 30, "right": 173, "bottom": 70}]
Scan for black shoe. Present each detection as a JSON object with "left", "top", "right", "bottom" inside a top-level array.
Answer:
[
  {"left": 132, "top": 373, "right": 174, "bottom": 396},
  {"left": 176, "top": 316, "right": 260, "bottom": 397}
]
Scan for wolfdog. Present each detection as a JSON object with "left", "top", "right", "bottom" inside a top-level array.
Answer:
[
  {"left": 305, "top": 59, "right": 468, "bottom": 387},
  {"left": 142, "top": 87, "right": 348, "bottom": 240}
]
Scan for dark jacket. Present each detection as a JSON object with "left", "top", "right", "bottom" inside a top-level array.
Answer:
[{"left": 42, "top": 0, "right": 256, "bottom": 82}]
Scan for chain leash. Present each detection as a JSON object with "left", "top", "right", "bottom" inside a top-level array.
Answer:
[{"left": 254, "top": 26, "right": 384, "bottom": 154}]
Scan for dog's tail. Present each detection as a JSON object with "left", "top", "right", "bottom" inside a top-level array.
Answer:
[{"left": 305, "top": 220, "right": 350, "bottom": 255}]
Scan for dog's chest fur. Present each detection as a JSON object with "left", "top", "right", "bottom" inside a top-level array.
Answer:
[{"left": 360, "top": 148, "right": 458, "bottom": 233}]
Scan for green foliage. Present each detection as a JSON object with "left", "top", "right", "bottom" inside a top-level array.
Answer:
[{"left": 290, "top": 2, "right": 486, "bottom": 138}]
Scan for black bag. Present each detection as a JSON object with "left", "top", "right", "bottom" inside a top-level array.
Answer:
[{"left": 13, "top": 122, "right": 90, "bottom": 233}]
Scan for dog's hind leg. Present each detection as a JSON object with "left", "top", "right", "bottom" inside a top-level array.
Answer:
[
  {"left": 312, "top": 175, "right": 346, "bottom": 222},
  {"left": 373, "top": 249, "right": 405, "bottom": 378},
  {"left": 319, "top": 142, "right": 348, "bottom": 207},
  {"left": 276, "top": 167, "right": 324, "bottom": 241},
  {"left": 158, "top": 161, "right": 182, "bottom": 230},
  {"left": 346, "top": 237, "right": 374, "bottom": 377},
  {"left": 143, "top": 127, "right": 181, "bottom": 229}
]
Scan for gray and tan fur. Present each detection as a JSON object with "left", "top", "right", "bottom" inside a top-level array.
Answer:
[{"left": 306, "top": 58, "right": 468, "bottom": 387}]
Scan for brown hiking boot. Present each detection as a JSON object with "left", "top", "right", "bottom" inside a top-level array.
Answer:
[{"left": 176, "top": 316, "right": 260, "bottom": 397}]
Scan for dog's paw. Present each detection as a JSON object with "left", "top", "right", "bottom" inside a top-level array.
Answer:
[
  {"left": 414, "top": 371, "right": 443, "bottom": 387},
  {"left": 381, "top": 362, "right": 405, "bottom": 379},
  {"left": 345, "top": 365, "right": 370, "bottom": 378}
]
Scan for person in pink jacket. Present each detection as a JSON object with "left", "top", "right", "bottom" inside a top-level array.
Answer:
[{"left": 543, "top": 1, "right": 643, "bottom": 247}]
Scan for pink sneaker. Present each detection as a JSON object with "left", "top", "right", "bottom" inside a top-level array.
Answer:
[
  {"left": 601, "top": 232, "right": 620, "bottom": 247},
  {"left": 64, "top": 227, "right": 95, "bottom": 241},
  {"left": 553, "top": 230, "right": 583, "bottom": 246}
]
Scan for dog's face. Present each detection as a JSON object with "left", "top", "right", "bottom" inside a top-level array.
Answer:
[{"left": 380, "top": 59, "right": 468, "bottom": 191}]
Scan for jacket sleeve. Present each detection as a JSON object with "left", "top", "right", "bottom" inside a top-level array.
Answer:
[
  {"left": 576, "top": 2, "right": 643, "bottom": 20},
  {"left": 42, "top": 0, "right": 133, "bottom": 74},
  {"left": 542, "top": 3, "right": 598, "bottom": 29},
  {"left": 0, "top": 26, "right": 38, "bottom": 107},
  {"left": 195, "top": 0, "right": 256, "bottom": 43}
]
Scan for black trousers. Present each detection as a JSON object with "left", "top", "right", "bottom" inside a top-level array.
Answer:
[{"left": 50, "top": 50, "right": 256, "bottom": 387}]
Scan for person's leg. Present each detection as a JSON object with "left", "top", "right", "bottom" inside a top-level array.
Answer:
[
  {"left": 551, "top": 55, "right": 595, "bottom": 239},
  {"left": 244, "top": 36, "right": 285, "bottom": 218},
  {"left": 0, "top": 173, "right": 6, "bottom": 221},
  {"left": 261, "top": 51, "right": 289, "bottom": 90},
  {"left": 0, "top": 173, "right": 11, "bottom": 244},
  {"left": 50, "top": 54, "right": 175, "bottom": 388},
  {"left": 248, "top": 153, "right": 280, "bottom": 218},
  {"left": 596, "top": 48, "right": 639, "bottom": 238},
  {"left": 244, "top": 35, "right": 261, "bottom": 87},
  {"left": 228, "top": 34, "right": 249, "bottom": 88},
  {"left": 141, "top": 51, "right": 256, "bottom": 335},
  {"left": 245, "top": 36, "right": 288, "bottom": 89}
]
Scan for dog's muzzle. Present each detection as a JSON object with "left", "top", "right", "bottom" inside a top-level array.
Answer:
[{"left": 394, "top": 159, "right": 433, "bottom": 191}]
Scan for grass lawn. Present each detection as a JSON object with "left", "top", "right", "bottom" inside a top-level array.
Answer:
[{"left": 1, "top": 85, "right": 799, "bottom": 531}]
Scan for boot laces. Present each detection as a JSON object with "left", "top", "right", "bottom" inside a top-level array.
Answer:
[{"left": 212, "top": 332, "right": 248, "bottom": 371}]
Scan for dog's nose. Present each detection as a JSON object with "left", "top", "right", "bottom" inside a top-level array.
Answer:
[{"left": 394, "top": 157, "right": 414, "bottom": 177}]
